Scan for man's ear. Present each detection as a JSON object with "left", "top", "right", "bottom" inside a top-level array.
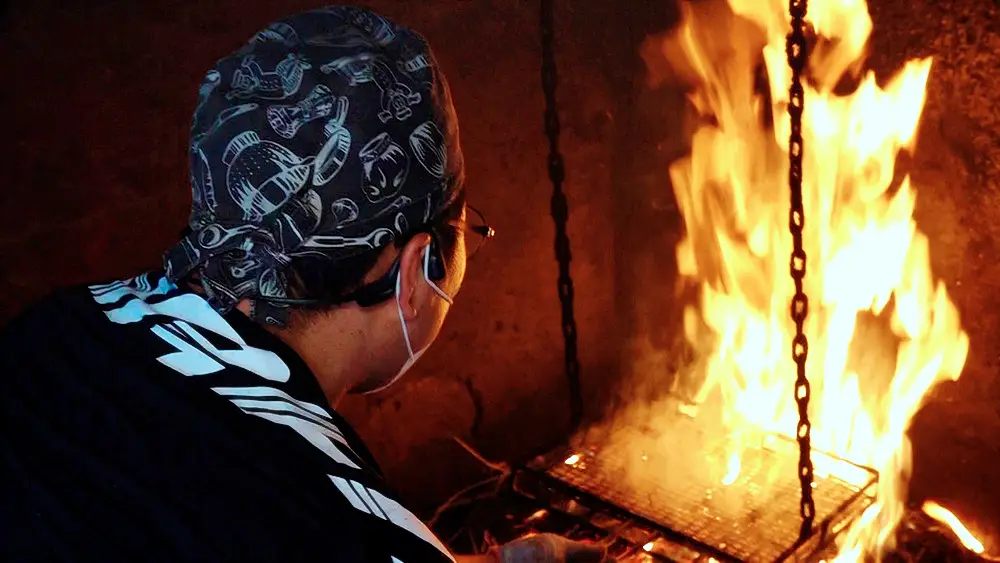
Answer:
[{"left": 397, "top": 233, "right": 432, "bottom": 322}]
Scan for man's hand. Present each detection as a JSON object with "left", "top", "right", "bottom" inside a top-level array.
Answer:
[{"left": 491, "top": 533, "right": 612, "bottom": 563}]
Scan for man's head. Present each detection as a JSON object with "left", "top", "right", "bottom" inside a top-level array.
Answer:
[{"left": 164, "top": 6, "right": 484, "bottom": 397}]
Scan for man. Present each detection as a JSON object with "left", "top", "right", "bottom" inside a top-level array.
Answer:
[{"left": 1, "top": 6, "right": 609, "bottom": 563}]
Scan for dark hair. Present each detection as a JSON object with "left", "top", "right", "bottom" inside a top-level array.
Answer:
[{"left": 283, "top": 190, "right": 466, "bottom": 310}]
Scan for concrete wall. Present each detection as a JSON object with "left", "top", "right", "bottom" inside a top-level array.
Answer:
[{"left": 3, "top": 0, "right": 998, "bottom": 543}]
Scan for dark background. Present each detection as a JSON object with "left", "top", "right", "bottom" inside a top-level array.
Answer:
[{"left": 3, "top": 0, "right": 998, "bottom": 553}]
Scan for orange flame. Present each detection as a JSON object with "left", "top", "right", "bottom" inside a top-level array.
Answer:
[{"left": 649, "top": 0, "right": 970, "bottom": 558}]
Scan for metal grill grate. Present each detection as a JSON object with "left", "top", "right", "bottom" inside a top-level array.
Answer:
[{"left": 526, "top": 419, "right": 877, "bottom": 562}]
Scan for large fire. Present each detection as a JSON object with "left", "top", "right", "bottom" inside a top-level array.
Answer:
[{"left": 639, "top": 0, "right": 973, "bottom": 558}]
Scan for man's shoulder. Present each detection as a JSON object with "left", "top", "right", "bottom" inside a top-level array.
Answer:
[
  {"left": 1, "top": 271, "right": 175, "bottom": 341},
  {"left": 0, "top": 273, "right": 178, "bottom": 367},
  {"left": 2, "top": 284, "right": 92, "bottom": 334},
  {"left": 0, "top": 283, "right": 122, "bottom": 379}
]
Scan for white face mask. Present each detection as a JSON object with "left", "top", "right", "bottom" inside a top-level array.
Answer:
[{"left": 361, "top": 246, "right": 453, "bottom": 394}]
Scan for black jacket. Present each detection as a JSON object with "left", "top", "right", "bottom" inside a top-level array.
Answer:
[{"left": 1, "top": 271, "right": 454, "bottom": 563}]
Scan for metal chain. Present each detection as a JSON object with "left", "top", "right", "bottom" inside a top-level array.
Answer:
[
  {"left": 538, "top": 0, "right": 813, "bottom": 530},
  {"left": 540, "top": 0, "right": 583, "bottom": 430},
  {"left": 786, "top": 0, "right": 816, "bottom": 539}
]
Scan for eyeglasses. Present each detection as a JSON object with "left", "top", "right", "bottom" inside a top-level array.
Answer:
[{"left": 462, "top": 205, "right": 495, "bottom": 258}]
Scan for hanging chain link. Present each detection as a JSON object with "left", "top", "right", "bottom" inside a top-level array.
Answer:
[
  {"left": 540, "top": 0, "right": 583, "bottom": 429},
  {"left": 786, "top": 0, "right": 815, "bottom": 539}
]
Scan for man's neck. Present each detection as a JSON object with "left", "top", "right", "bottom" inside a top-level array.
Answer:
[
  {"left": 186, "top": 280, "right": 367, "bottom": 408},
  {"left": 263, "top": 316, "right": 365, "bottom": 407}
]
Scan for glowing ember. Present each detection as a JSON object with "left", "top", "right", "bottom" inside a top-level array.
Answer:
[
  {"left": 526, "top": 509, "right": 549, "bottom": 523},
  {"left": 641, "top": 0, "right": 970, "bottom": 558},
  {"left": 643, "top": 541, "right": 655, "bottom": 552},
  {"left": 922, "top": 501, "right": 985, "bottom": 554},
  {"left": 564, "top": 454, "right": 581, "bottom": 466}
]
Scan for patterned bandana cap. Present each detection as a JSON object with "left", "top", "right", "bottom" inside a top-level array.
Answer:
[{"left": 163, "top": 5, "right": 465, "bottom": 326}]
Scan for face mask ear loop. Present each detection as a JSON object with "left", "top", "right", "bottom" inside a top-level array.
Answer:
[
  {"left": 365, "top": 245, "right": 449, "bottom": 396},
  {"left": 423, "top": 243, "right": 453, "bottom": 305},
  {"left": 395, "top": 272, "right": 415, "bottom": 358}
]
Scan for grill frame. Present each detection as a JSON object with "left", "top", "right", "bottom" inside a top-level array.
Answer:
[{"left": 515, "top": 430, "right": 878, "bottom": 562}]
